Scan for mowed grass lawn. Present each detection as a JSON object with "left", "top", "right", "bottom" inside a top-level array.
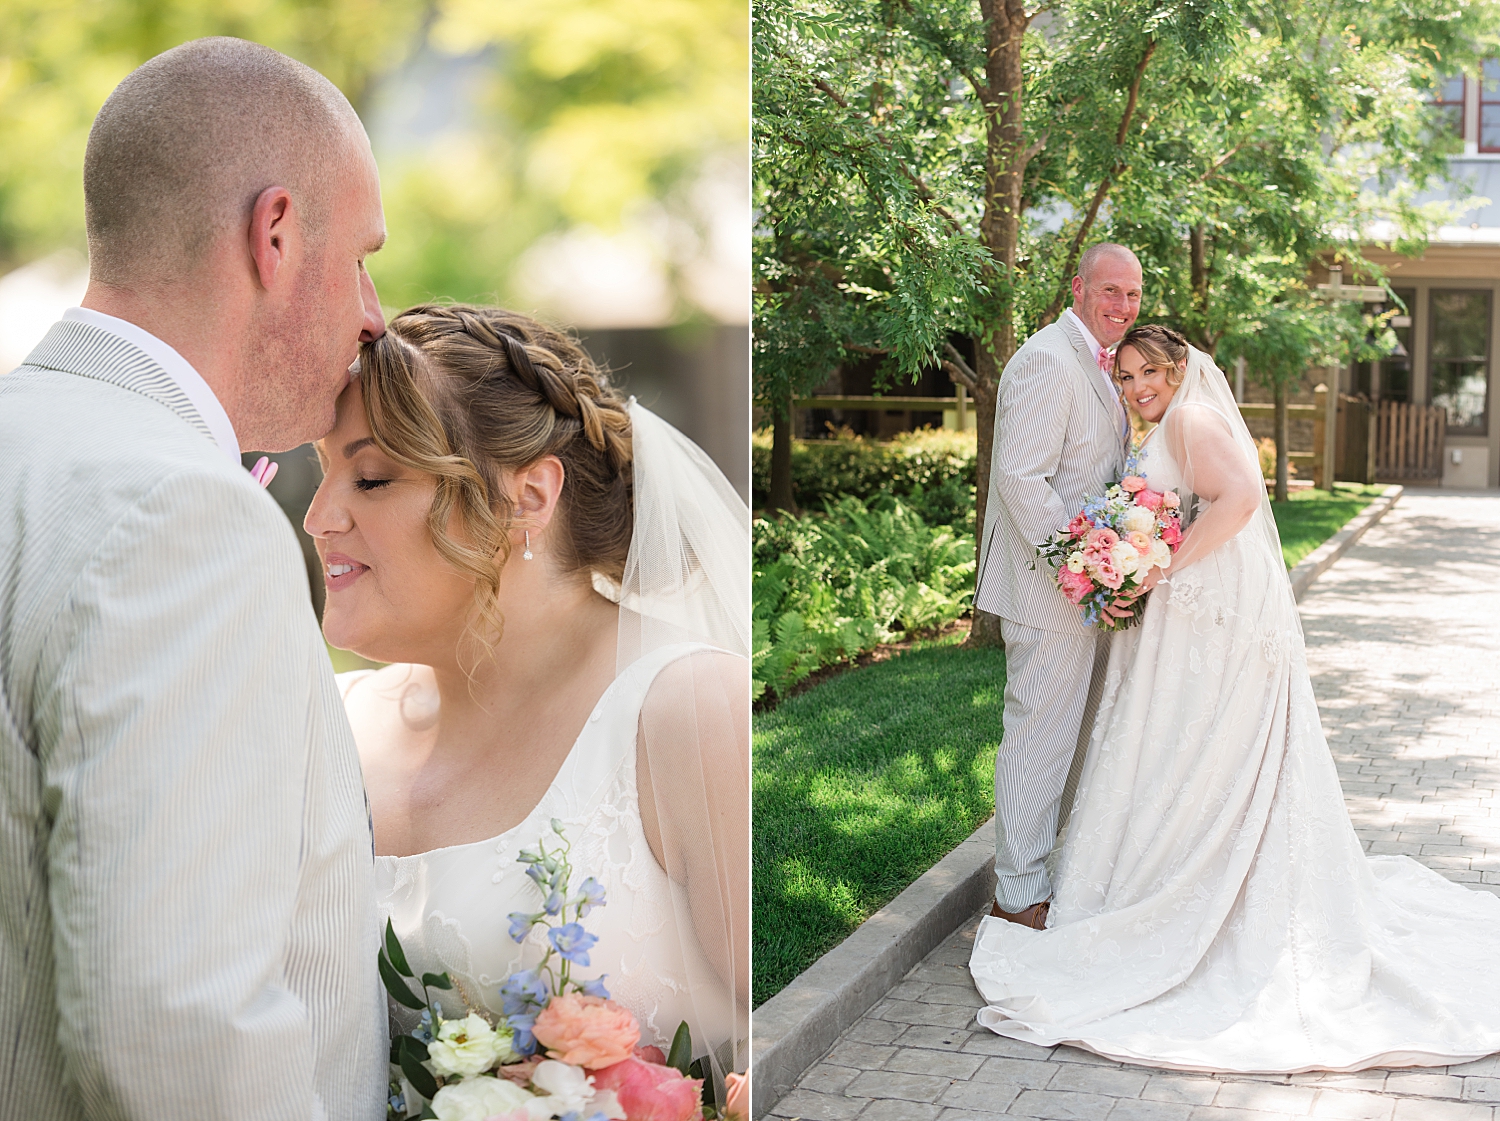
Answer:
[
  {"left": 1271, "top": 482, "right": 1386, "bottom": 569},
  {"left": 752, "top": 639, "right": 1005, "bottom": 1007}
]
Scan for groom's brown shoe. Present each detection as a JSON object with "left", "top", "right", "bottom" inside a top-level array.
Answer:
[{"left": 991, "top": 899, "right": 1050, "bottom": 929}]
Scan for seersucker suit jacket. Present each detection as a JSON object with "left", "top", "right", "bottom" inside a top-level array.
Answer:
[
  {"left": 0, "top": 319, "right": 385, "bottom": 1120},
  {"left": 974, "top": 316, "right": 1129, "bottom": 634}
]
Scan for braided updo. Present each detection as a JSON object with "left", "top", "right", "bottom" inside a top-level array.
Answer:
[{"left": 358, "top": 303, "right": 633, "bottom": 650}]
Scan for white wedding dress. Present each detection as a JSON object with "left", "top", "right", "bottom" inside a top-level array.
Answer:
[
  {"left": 969, "top": 361, "right": 1500, "bottom": 1073},
  {"left": 343, "top": 643, "right": 737, "bottom": 1058}
]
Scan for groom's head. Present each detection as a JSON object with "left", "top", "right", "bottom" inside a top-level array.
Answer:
[
  {"left": 1071, "top": 243, "right": 1142, "bottom": 349},
  {"left": 83, "top": 38, "right": 387, "bottom": 452}
]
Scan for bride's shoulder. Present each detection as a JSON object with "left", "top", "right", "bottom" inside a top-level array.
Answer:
[{"left": 638, "top": 648, "right": 750, "bottom": 759}]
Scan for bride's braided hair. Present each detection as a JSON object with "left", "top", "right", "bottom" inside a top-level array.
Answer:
[{"left": 357, "top": 303, "right": 633, "bottom": 651}]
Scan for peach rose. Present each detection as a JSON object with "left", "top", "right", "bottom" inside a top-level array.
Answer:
[
  {"left": 591, "top": 1057, "right": 702, "bottom": 1121},
  {"left": 1127, "top": 530, "right": 1152, "bottom": 556},
  {"left": 532, "top": 993, "right": 640, "bottom": 1070},
  {"left": 1162, "top": 490, "right": 1181, "bottom": 510},
  {"left": 725, "top": 1072, "right": 749, "bottom": 1121},
  {"left": 1120, "top": 475, "right": 1147, "bottom": 493}
]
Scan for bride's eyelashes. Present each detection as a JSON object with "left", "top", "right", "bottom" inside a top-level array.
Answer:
[{"left": 354, "top": 476, "right": 393, "bottom": 492}]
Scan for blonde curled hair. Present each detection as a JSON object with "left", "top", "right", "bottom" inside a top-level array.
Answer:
[
  {"left": 1115, "top": 324, "right": 1189, "bottom": 387},
  {"left": 357, "top": 303, "right": 633, "bottom": 658}
]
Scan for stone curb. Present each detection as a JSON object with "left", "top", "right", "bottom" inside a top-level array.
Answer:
[
  {"left": 750, "top": 817, "right": 996, "bottom": 1118},
  {"left": 1289, "top": 484, "right": 1403, "bottom": 602}
]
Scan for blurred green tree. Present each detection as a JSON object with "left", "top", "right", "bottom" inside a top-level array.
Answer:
[{"left": 0, "top": 0, "right": 747, "bottom": 315}]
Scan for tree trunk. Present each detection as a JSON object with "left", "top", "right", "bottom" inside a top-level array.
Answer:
[
  {"left": 1274, "top": 381, "right": 1289, "bottom": 504},
  {"left": 967, "top": 353, "right": 1003, "bottom": 647},
  {"left": 769, "top": 392, "right": 798, "bottom": 515}
]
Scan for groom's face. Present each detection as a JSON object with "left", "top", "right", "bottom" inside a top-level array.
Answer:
[{"left": 1072, "top": 256, "right": 1143, "bottom": 349}]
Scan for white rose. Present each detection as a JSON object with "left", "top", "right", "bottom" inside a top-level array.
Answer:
[
  {"left": 1122, "top": 505, "right": 1156, "bottom": 536},
  {"left": 1149, "top": 539, "right": 1172, "bottom": 569},
  {"left": 428, "top": 1013, "right": 510, "bottom": 1079},
  {"left": 1110, "top": 541, "right": 1142, "bottom": 577},
  {"left": 527, "top": 1061, "right": 595, "bottom": 1116},
  {"left": 1066, "top": 551, "right": 1085, "bottom": 574},
  {"left": 430, "top": 1075, "right": 535, "bottom": 1121}
]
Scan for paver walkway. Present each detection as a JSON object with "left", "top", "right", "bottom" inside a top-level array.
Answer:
[{"left": 765, "top": 492, "right": 1500, "bottom": 1121}]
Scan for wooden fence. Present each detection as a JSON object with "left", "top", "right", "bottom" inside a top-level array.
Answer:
[
  {"left": 797, "top": 385, "right": 1338, "bottom": 487},
  {"left": 1374, "top": 400, "right": 1445, "bottom": 483}
]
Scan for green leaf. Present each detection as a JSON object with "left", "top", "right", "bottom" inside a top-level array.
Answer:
[
  {"left": 690, "top": 1056, "right": 719, "bottom": 1106},
  {"left": 418, "top": 1108, "right": 438, "bottom": 1121},
  {"left": 402, "top": 1034, "right": 430, "bottom": 1062},
  {"left": 422, "top": 972, "right": 454, "bottom": 990},
  {"left": 379, "top": 950, "right": 426, "bottom": 1010},
  {"left": 385, "top": 918, "right": 413, "bottom": 977},
  {"left": 667, "top": 1019, "right": 693, "bottom": 1075},
  {"left": 398, "top": 1037, "right": 439, "bottom": 1102}
]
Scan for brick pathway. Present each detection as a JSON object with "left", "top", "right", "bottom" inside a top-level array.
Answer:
[{"left": 764, "top": 493, "right": 1500, "bottom": 1121}]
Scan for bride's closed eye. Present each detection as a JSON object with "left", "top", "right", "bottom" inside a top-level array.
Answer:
[{"left": 354, "top": 476, "right": 393, "bottom": 492}]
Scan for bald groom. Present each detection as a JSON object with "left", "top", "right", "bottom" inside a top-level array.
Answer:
[{"left": 0, "top": 40, "right": 388, "bottom": 1119}]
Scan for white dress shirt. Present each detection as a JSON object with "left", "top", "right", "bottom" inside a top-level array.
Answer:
[
  {"left": 1063, "top": 306, "right": 1128, "bottom": 441},
  {"left": 63, "top": 306, "right": 240, "bottom": 466}
]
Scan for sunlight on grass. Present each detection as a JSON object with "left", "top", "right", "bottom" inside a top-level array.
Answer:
[
  {"left": 1270, "top": 483, "right": 1384, "bottom": 569},
  {"left": 752, "top": 642, "right": 1005, "bottom": 1007}
]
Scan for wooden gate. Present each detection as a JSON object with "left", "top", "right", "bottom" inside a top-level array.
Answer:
[{"left": 1375, "top": 400, "right": 1445, "bottom": 483}]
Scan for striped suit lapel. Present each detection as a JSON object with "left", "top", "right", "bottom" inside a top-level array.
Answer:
[
  {"left": 1061, "top": 316, "right": 1122, "bottom": 428},
  {"left": 20, "top": 319, "right": 214, "bottom": 443}
]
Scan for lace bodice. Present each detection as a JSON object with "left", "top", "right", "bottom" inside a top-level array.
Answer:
[{"left": 341, "top": 643, "right": 735, "bottom": 1058}]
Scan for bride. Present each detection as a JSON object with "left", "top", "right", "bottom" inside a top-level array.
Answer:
[
  {"left": 969, "top": 323, "right": 1500, "bottom": 1072},
  {"left": 302, "top": 303, "right": 749, "bottom": 1100}
]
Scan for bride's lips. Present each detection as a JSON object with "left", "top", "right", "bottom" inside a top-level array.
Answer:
[{"left": 324, "top": 551, "right": 370, "bottom": 591}]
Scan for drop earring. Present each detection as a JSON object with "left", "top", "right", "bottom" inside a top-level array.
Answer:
[{"left": 522, "top": 529, "right": 533, "bottom": 561}]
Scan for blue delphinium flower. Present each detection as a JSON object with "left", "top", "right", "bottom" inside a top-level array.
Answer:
[
  {"left": 579, "top": 974, "right": 610, "bottom": 999},
  {"left": 544, "top": 889, "right": 565, "bottom": 916},
  {"left": 549, "top": 922, "right": 598, "bottom": 966},
  {"left": 507, "top": 1011, "right": 539, "bottom": 1056},
  {"left": 499, "top": 968, "right": 550, "bottom": 1016},
  {"left": 576, "top": 877, "right": 606, "bottom": 917},
  {"left": 414, "top": 1008, "right": 435, "bottom": 1044},
  {"left": 508, "top": 911, "right": 542, "bottom": 943}
]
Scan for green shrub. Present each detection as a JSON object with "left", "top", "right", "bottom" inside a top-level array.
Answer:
[
  {"left": 752, "top": 496, "right": 975, "bottom": 700},
  {"left": 752, "top": 428, "right": 978, "bottom": 530}
]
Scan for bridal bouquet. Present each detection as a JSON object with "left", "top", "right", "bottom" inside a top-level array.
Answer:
[
  {"left": 1035, "top": 455, "right": 1182, "bottom": 632},
  {"left": 382, "top": 821, "right": 744, "bottom": 1121}
]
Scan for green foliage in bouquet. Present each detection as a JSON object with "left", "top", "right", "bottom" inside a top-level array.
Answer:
[
  {"left": 753, "top": 497, "right": 975, "bottom": 701},
  {"left": 751, "top": 429, "right": 977, "bottom": 531}
]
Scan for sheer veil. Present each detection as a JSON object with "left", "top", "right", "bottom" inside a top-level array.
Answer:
[
  {"left": 609, "top": 400, "right": 750, "bottom": 1099},
  {"left": 1160, "top": 347, "right": 1289, "bottom": 603}
]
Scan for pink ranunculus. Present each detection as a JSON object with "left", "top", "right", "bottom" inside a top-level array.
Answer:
[
  {"left": 1161, "top": 519, "right": 1182, "bottom": 547},
  {"left": 590, "top": 1057, "right": 702, "bottom": 1121},
  {"left": 532, "top": 994, "right": 640, "bottom": 1071},
  {"left": 1162, "top": 490, "right": 1181, "bottom": 510},
  {"left": 1095, "top": 559, "right": 1123, "bottom": 590},
  {"left": 1127, "top": 531, "right": 1152, "bottom": 555},
  {"left": 725, "top": 1072, "right": 749, "bottom": 1121},
  {"left": 1120, "top": 475, "right": 1147, "bottom": 493},
  {"left": 1057, "top": 566, "right": 1093, "bottom": 604},
  {"left": 1085, "top": 526, "right": 1119, "bottom": 550},
  {"left": 1066, "top": 512, "right": 1091, "bottom": 538},
  {"left": 1135, "top": 488, "right": 1164, "bottom": 512}
]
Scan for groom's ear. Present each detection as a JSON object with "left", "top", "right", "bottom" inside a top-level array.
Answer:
[{"left": 248, "top": 185, "right": 296, "bottom": 291}]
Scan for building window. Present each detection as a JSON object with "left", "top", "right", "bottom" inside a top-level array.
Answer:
[
  {"left": 1381, "top": 289, "right": 1414, "bottom": 403},
  {"left": 1483, "top": 61, "right": 1500, "bottom": 151},
  {"left": 1428, "top": 289, "right": 1490, "bottom": 432},
  {"left": 1434, "top": 73, "right": 1466, "bottom": 139}
]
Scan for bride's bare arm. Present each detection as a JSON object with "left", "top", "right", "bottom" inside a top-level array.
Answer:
[
  {"left": 636, "top": 650, "right": 751, "bottom": 1006},
  {"left": 1161, "top": 403, "right": 1266, "bottom": 574}
]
